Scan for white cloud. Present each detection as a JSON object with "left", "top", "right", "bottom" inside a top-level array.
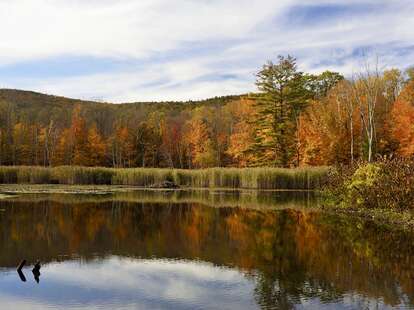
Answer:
[
  {"left": 0, "top": 0, "right": 286, "bottom": 63},
  {"left": 0, "top": 0, "right": 413, "bottom": 101}
]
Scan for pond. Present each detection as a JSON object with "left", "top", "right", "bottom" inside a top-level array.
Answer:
[{"left": 0, "top": 190, "right": 413, "bottom": 309}]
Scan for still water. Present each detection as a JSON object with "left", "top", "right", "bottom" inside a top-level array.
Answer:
[{"left": 0, "top": 190, "right": 413, "bottom": 309}]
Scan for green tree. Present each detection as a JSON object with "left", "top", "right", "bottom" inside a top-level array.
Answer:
[
  {"left": 250, "top": 55, "right": 313, "bottom": 167},
  {"left": 310, "top": 71, "right": 344, "bottom": 99},
  {"left": 406, "top": 67, "right": 414, "bottom": 82}
]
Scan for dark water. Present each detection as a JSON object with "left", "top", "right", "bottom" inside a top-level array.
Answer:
[{"left": 0, "top": 190, "right": 413, "bottom": 309}]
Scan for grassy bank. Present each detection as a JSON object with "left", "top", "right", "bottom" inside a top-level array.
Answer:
[{"left": 0, "top": 166, "right": 329, "bottom": 190}]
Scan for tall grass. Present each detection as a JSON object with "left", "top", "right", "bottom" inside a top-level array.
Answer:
[{"left": 0, "top": 166, "right": 329, "bottom": 190}]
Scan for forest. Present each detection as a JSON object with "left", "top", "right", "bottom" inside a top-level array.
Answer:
[{"left": 0, "top": 55, "right": 413, "bottom": 169}]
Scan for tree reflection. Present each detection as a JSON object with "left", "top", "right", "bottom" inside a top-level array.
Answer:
[
  {"left": 0, "top": 195, "right": 413, "bottom": 308},
  {"left": 17, "top": 269, "right": 26, "bottom": 282}
]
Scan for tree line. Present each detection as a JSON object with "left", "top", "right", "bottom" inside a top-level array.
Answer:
[{"left": 0, "top": 56, "right": 413, "bottom": 168}]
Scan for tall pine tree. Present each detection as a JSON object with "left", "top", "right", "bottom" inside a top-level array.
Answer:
[{"left": 250, "top": 55, "right": 312, "bottom": 167}]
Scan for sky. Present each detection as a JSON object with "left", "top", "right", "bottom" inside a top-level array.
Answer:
[{"left": 0, "top": 0, "right": 413, "bottom": 103}]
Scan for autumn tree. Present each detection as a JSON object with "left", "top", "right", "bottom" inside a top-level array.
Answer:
[
  {"left": 53, "top": 128, "right": 74, "bottom": 165},
  {"left": 299, "top": 82, "right": 362, "bottom": 166},
  {"left": 383, "top": 69, "right": 404, "bottom": 107},
  {"left": 40, "top": 120, "right": 57, "bottom": 166},
  {"left": 12, "top": 123, "right": 31, "bottom": 165},
  {"left": 352, "top": 63, "right": 383, "bottom": 162},
  {"left": 71, "top": 106, "right": 89, "bottom": 165},
  {"left": 160, "top": 116, "right": 188, "bottom": 168},
  {"left": 86, "top": 123, "right": 107, "bottom": 166},
  {"left": 132, "top": 116, "right": 163, "bottom": 167},
  {"left": 374, "top": 69, "right": 405, "bottom": 155},
  {"left": 53, "top": 105, "right": 88, "bottom": 166},
  {"left": 390, "top": 81, "right": 414, "bottom": 157},
  {"left": 184, "top": 116, "right": 218, "bottom": 168},
  {"left": 226, "top": 98, "right": 256, "bottom": 167},
  {"left": 110, "top": 125, "right": 135, "bottom": 168},
  {"left": 335, "top": 81, "right": 357, "bottom": 164},
  {"left": 0, "top": 101, "right": 16, "bottom": 165}
]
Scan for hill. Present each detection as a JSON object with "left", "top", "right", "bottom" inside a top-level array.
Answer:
[
  {"left": 0, "top": 88, "right": 248, "bottom": 167},
  {"left": 0, "top": 88, "right": 242, "bottom": 132}
]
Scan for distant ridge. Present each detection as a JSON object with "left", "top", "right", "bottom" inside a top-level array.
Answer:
[
  {"left": 0, "top": 88, "right": 244, "bottom": 106},
  {"left": 0, "top": 88, "right": 246, "bottom": 129}
]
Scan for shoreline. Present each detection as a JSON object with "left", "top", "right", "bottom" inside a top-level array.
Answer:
[{"left": 0, "top": 184, "right": 318, "bottom": 196}]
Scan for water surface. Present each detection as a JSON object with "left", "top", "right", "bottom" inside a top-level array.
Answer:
[{"left": 0, "top": 190, "right": 413, "bottom": 309}]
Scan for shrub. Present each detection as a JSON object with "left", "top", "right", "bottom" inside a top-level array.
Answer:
[
  {"left": 325, "top": 158, "right": 414, "bottom": 211},
  {"left": 345, "top": 163, "right": 383, "bottom": 206}
]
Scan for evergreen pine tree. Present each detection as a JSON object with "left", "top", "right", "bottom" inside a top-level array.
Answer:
[{"left": 250, "top": 55, "right": 312, "bottom": 167}]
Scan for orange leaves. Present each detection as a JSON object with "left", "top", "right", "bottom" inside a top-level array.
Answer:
[
  {"left": 390, "top": 82, "right": 414, "bottom": 157},
  {"left": 54, "top": 106, "right": 107, "bottom": 166},
  {"left": 71, "top": 106, "right": 89, "bottom": 166},
  {"left": 298, "top": 80, "right": 368, "bottom": 166},
  {"left": 53, "top": 128, "right": 73, "bottom": 165},
  {"left": 226, "top": 99, "right": 256, "bottom": 167},
  {"left": 159, "top": 117, "right": 187, "bottom": 168},
  {"left": 110, "top": 125, "right": 135, "bottom": 168},
  {"left": 86, "top": 124, "right": 106, "bottom": 166},
  {"left": 184, "top": 117, "right": 216, "bottom": 168},
  {"left": 298, "top": 111, "right": 326, "bottom": 166}
]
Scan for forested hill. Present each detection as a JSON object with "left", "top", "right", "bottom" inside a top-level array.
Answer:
[
  {"left": 0, "top": 88, "right": 249, "bottom": 168},
  {"left": 0, "top": 88, "right": 242, "bottom": 107},
  {"left": 0, "top": 88, "right": 242, "bottom": 127}
]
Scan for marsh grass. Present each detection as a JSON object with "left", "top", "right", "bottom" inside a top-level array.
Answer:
[{"left": 0, "top": 166, "right": 329, "bottom": 190}]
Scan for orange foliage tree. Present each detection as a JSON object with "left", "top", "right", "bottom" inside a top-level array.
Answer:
[
  {"left": 390, "top": 81, "right": 414, "bottom": 156},
  {"left": 184, "top": 117, "right": 217, "bottom": 168},
  {"left": 86, "top": 123, "right": 107, "bottom": 166},
  {"left": 298, "top": 82, "right": 361, "bottom": 166},
  {"left": 71, "top": 106, "right": 89, "bottom": 165},
  {"left": 226, "top": 98, "right": 256, "bottom": 167}
]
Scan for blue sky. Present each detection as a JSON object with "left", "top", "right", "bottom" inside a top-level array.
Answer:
[{"left": 0, "top": 0, "right": 413, "bottom": 102}]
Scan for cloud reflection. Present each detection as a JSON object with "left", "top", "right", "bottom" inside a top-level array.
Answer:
[{"left": 0, "top": 256, "right": 256, "bottom": 310}]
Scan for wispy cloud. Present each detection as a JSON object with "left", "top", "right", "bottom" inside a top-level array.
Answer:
[{"left": 0, "top": 0, "right": 413, "bottom": 102}]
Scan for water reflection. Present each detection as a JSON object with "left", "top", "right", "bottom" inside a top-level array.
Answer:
[
  {"left": 32, "top": 261, "right": 41, "bottom": 283},
  {"left": 15, "top": 267, "right": 41, "bottom": 284},
  {"left": 0, "top": 257, "right": 256, "bottom": 310},
  {"left": 0, "top": 191, "right": 413, "bottom": 309},
  {"left": 17, "top": 269, "right": 26, "bottom": 282}
]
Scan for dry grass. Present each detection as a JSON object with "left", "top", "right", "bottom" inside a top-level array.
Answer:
[{"left": 0, "top": 166, "right": 329, "bottom": 190}]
